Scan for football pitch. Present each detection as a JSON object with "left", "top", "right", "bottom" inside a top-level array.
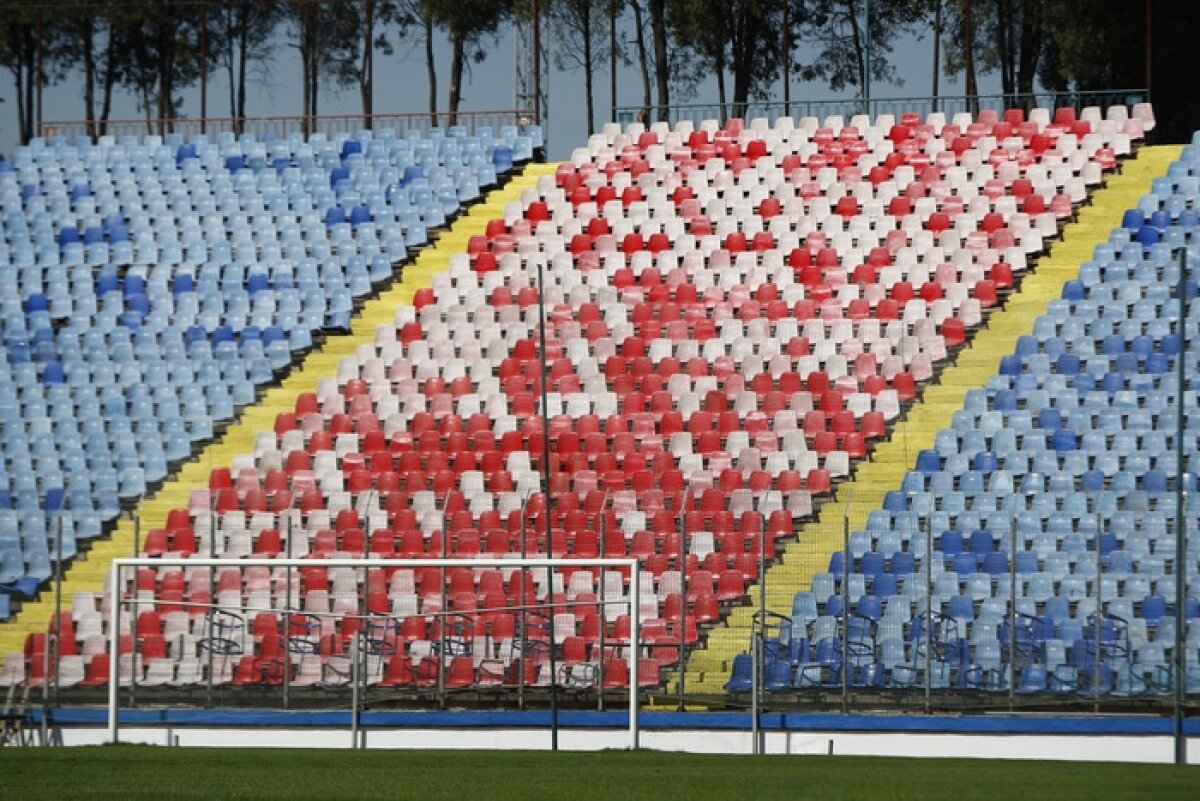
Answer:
[{"left": 1, "top": 746, "right": 1197, "bottom": 800}]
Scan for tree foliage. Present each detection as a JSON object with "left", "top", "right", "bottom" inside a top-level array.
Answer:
[
  {"left": 427, "top": 0, "right": 513, "bottom": 122},
  {"left": 548, "top": 0, "right": 611, "bottom": 135},
  {"left": 798, "top": 0, "right": 927, "bottom": 94}
]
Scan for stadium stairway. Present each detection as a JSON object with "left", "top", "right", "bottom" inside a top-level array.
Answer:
[
  {"left": 675, "top": 144, "right": 1183, "bottom": 696},
  {"left": 0, "top": 161, "right": 560, "bottom": 657}
]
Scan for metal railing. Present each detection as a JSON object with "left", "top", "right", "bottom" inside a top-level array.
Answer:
[
  {"left": 615, "top": 89, "right": 1150, "bottom": 127},
  {"left": 40, "top": 109, "right": 536, "bottom": 143}
]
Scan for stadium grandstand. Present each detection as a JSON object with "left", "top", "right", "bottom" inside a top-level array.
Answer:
[{"left": 0, "top": 36, "right": 1197, "bottom": 762}]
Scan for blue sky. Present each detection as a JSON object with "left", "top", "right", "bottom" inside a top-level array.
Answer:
[{"left": 3, "top": 15, "right": 995, "bottom": 160}]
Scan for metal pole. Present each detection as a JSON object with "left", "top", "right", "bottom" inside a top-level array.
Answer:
[
  {"left": 536, "top": 256, "right": 558, "bottom": 750},
  {"left": 519, "top": 491, "right": 529, "bottom": 710},
  {"left": 1096, "top": 506, "right": 1103, "bottom": 703},
  {"left": 629, "top": 561, "right": 640, "bottom": 750},
  {"left": 205, "top": 493, "right": 215, "bottom": 708},
  {"left": 350, "top": 604, "right": 361, "bottom": 749},
  {"left": 129, "top": 508, "right": 140, "bottom": 710},
  {"left": 53, "top": 512, "right": 63, "bottom": 709},
  {"left": 677, "top": 488, "right": 689, "bottom": 710},
  {"left": 358, "top": 490, "right": 376, "bottom": 714},
  {"left": 841, "top": 496, "right": 850, "bottom": 713},
  {"left": 1093, "top": 566, "right": 1101, "bottom": 711},
  {"left": 598, "top": 489, "right": 609, "bottom": 711},
  {"left": 1174, "top": 247, "right": 1188, "bottom": 765},
  {"left": 750, "top": 605, "right": 759, "bottom": 754},
  {"left": 438, "top": 488, "right": 450, "bottom": 705},
  {"left": 1009, "top": 513, "right": 1017, "bottom": 706},
  {"left": 758, "top": 508, "right": 767, "bottom": 709},
  {"left": 283, "top": 492, "right": 295, "bottom": 709},
  {"left": 107, "top": 561, "right": 121, "bottom": 744},
  {"left": 40, "top": 613, "right": 48, "bottom": 745},
  {"left": 924, "top": 507, "right": 932, "bottom": 713}
]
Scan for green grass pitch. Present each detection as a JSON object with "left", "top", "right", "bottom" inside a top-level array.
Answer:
[{"left": 1, "top": 747, "right": 1198, "bottom": 800}]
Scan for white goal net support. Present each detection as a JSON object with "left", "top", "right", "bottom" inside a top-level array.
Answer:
[{"left": 105, "top": 556, "right": 642, "bottom": 749}]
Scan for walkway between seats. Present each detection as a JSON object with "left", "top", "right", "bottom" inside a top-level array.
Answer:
[{"left": 675, "top": 144, "right": 1183, "bottom": 695}]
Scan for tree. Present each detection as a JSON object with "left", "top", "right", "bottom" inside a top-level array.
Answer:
[
  {"left": 213, "top": 0, "right": 281, "bottom": 131},
  {"left": 108, "top": 0, "right": 202, "bottom": 132},
  {"left": 395, "top": 0, "right": 439, "bottom": 125},
  {"left": 548, "top": 0, "right": 611, "bottom": 134},
  {"left": 669, "top": 0, "right": 806, "bottom": 118},
  {"left": 798, "top": 0, "right": 927, "bottom": 97},
  {"left": 324, "top": 0, "right": 411, "bottom": 127},
  {"left": 286, "top": 0, "right": 351, "bottom": 132},
  {"left": 648, "top": 0, "right": 668, "bottom": 121},
  {"left": 624, "top": 0, "right": 653, "bottom": 122},
  {"left": 426, "top": 0, "right": 513, "bottom": 125},
  {"left": 55, "top": 0, "right": 123, "bottom": 138},
  {"left": 0, "top": 3, "right": 58, "bottom": 143}
]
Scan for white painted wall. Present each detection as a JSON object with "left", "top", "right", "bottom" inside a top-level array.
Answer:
[{"left": 51, "top": 725, "right": 1200, "bottom": 764}]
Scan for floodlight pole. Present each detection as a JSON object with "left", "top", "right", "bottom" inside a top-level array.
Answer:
[
  {"left": 536, "top": 257, "right": 559, "bottom": 750},
  {"left": 1174, "top": 247, "right": 1188, "bottom": 765}
]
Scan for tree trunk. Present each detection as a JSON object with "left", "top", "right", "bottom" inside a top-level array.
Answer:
[
  {"left": 82, "top": 17, "right": 98, "bottom": 139},
  {"left": 237, "top": 23, "right": 248, "bottom": 127},
  {"left": 630, "top": 0, "right": 652, "bottom": 122},
  {"left": 424, "top": 9, "right": 438, "bottom": 126},
  {"left": 199, "top": 4, "right": 208, "bottom": 129},
  {"left": 731, "top": 2, "right": 755, "bottom": 114},
  {"left": 100, "top": 27, "right": 116, "bottom": 136},
  {"left": 848, "top": 0, "right": 866, "bottom": 96},
  {"left": 1015, "top": 0, "right": 1041, "bottom": 97},
  {"left": 226, "top": 14, "right": 236, "bottom": 120},
  {"left": 583, "top": 0, "right": 594, "bottom": 135},
  {"left": 649, "top": 0, "right": 669, "bottom": 122},
  {"left": 932, "top": 0, "right": 941, "bottom": 104},
  {"left": 996, "top": 0, "right": 1014, "bottom": 103},
  {"left": 716, "top": 57, "right": 726, "bottom": 123},
  {"left": 156, "top": 8, "right": 175, "bottom": 134},
  {"left": 362, "top": 0, "right": 374, "bottom": 129},
  {"left": 16, "top": 60, "right": 29, "bottom": 144},
  {"left": 448, "top": 33, "right": 465, "bottom": 126},
  {"left": 962, "top": 0, "right": 978, "bottom": 114}
]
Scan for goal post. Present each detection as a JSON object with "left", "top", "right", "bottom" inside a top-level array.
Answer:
[{"left": 106, "top": 555, "right": 642, "bottom": 750}]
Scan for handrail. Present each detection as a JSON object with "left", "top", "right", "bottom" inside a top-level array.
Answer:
[
  {"left": 41, "top": 109, "right": 537, "bottom": 142},
  {"left": 615, "top": 88, "right": 1150, "bottom": 126}
]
